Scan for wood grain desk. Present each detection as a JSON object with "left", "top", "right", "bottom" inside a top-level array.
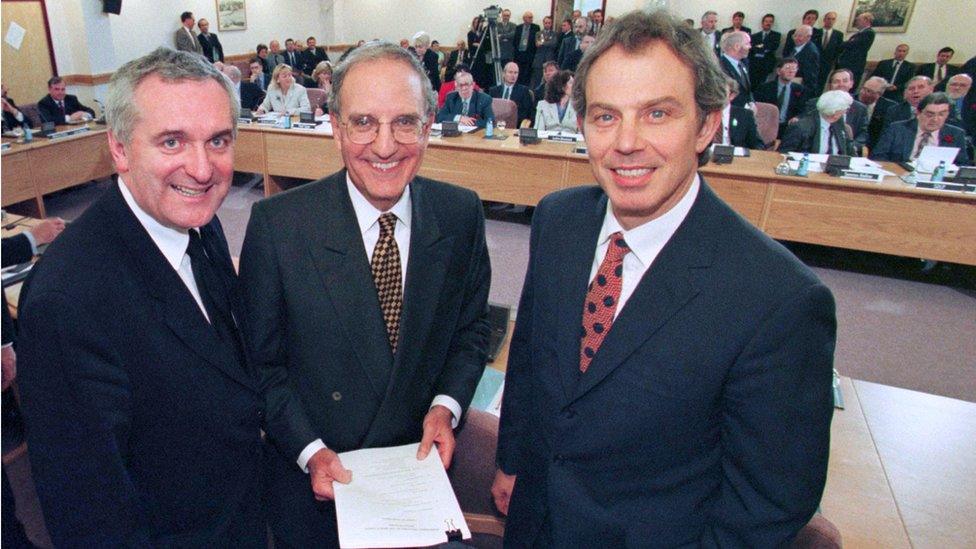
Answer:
[
  {"left": 1, "top": 126, "right": 114, "bottom": 216},
  {"left": 235, "top": 125, "right": 976, "bottom": 265}
]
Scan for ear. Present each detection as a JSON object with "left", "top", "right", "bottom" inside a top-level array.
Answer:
[
  {"left": 694, "top": 109, "right": 722, "bottom": 153},
  {"left": 106, "top": 130, "right": 130, "bottom": 174}
]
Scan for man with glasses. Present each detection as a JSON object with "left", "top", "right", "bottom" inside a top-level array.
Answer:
[
  {"left": 437, "top": 71, "right": 494, "bottom": 128},
  {"left": 871, "top": 92, "right": 969, "bottom": 164},
  {"left": 239, "top": 40, "right": 492, "bottom": 547}
]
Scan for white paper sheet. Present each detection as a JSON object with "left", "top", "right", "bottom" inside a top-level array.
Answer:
[
  {"left": 431, "top": 122, "right": 478, "bottom": 133},
  {"left": 5, "top": 22, "right": 25, "bottom": 50},
  {"left": 915, "top": 146, "right": 960, "bottom": 173},
  {"left": 334, "top": 443, "right": 470, "bottom": 548}
]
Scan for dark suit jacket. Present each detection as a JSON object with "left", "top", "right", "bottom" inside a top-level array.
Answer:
[
  {"left": 436, "top": 90, "right": 495, "bottom": 128},
  {"left": 238, "top": 171, "right": 490, "bottom": 545},
  {"left": 794, "top": 44, "right": 821, "bottom": 93},
  {"left": 883, "top": 101, "right": 965, "bottom": 136},
  {"left": 719, "top": 55, "right": 753, "bottom": 106},
  {"left": 866, "top": 96, "right": 897, "bottom": 150},
  {"left": 754, "top": 80, "right": 809, "bottom": 123},
  {"left": 489, "top": 83, "right": 535, "bottom": 126},
  {"left": 561, "top": 48, "right": 583, "bottom": 72},
  {"left": 748, "top": 30, "right": 781, "bottom": 85},
  {"left": 240, "top": 81, "right": 264, "bottom": 111},
  {"left": 871, "top": 58, "right": 916, "bottom": 101},
  {"left": 835, "top": 27, "right": 875, "bottom": 87},
  {"left": 556, "top": 34, "right": 579, "bottom": 70},
  {"left": 957, "top": 89, "right": 976, "bottom": 137},
  {"left": 720, "top": 25, "right": 752, "bottom": 35},
  {"left": 871, "top": 119, "right": 970, "bottom": 165},
  {"left": 818, "top": 28, "right": 844, "bottom": 84},
  {"left": 300, "top": 46, "right": 330, "bottom": 74},
  {"left": 16, "top": 184, "right": 264, "bottom": 547},
  {"left": 915, "top": 63, "right": 960, "bottom": 91},
  {"left": 420, "top": 48, "right": 441, "bottom": 91},
  {"left": 497, "top": 183, "right": 835, "bottom": 547},
  {"left": 779, "top": 114, "right": 856, "bottom": 155},
  {"left": 803, "top": 97, "right": 869, "bottom": 150},
  {"left": 1, "top": 234, "right": 34, "bottom": 346},
  {"left": 783, "top": 28, "right": 823, "bottom": 58},
  {"left": 513, "top": 23, "right": 540, "bottom": 64},
  {"left": 728, "top": 105, "right": 764, "bottom": 149},
  {"left": 37, "top": 93, "right": 95, "bottom": 124},
  {"left": 282, "top": 50, "right": 303, "bottom": 71},
  {"left": 197, "top": 32, "right": 224, "bottom": 63},
  {"left": 2, "top": 96, "right": 28, "bottom": 131}
]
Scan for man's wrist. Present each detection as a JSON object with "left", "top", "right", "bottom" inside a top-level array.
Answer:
[
  {"left": 430, "top": 395, "right": 461, "bottom": 429},
  {"left": 297, "top": 439, "right": 327, "bottom": 473}
]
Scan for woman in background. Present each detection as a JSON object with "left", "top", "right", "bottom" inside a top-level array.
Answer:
[
  {"left": 534, "top": 70, "right": 577, "bottom": 133},
  {"left": 256, "top": 64, "right": 311, "bottom": 115},
  {"left": 311, "top": 61, "right": 333, "bottom": 117}
]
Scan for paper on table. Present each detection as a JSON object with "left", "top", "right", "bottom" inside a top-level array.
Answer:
[
  {"left": 431, "top": 123, "right": 478, "bottom": 133},
  {"left": 334, "top": 443, "right": 470, "bottom": 548},
  {"left": 915, "top": 146, "right": 959, "bottom": 172}
]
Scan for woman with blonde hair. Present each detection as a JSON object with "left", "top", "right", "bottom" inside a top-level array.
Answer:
[
  {"left": 310, "top": 61, "right": 333, "bottom": 116},
  {"left": 256, "top": 63, "right": 311, "bottom": 115}
]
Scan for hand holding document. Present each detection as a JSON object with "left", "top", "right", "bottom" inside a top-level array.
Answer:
[{"left": 334, "top": 443, "right": 471, "bottom": 548}]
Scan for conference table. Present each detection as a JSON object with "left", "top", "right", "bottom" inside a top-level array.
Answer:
[{"left": 235, "top": 124, "right": 976, "bottom": 266}]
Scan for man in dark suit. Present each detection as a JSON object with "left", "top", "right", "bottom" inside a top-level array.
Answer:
[
  {"left": 239, "top": 41, "right": 490, "bottom": 547},
  {"left": 871, "top": 44, "right": 915, "bottom": 101},
  {"left": 513, "top": 11, "right": 539, "bottom": 86},
  {"left": 437, "top": 71, "right": 494, "bottom": 128},
  {"left": 37, "top": 76, "right": 95, "bottom": 124},
  {"left": 489, "top": 62, "right": 535, "bottom": 126},
  {"left": 16, "top": 48, "right": 265, "bottom": 547},
  {"left": 717, "top": 78, "right": 764, "bottom": 149},
  {"left": 779, "top": 90, "right": 857, "bottom": 156},
  {"left": 945, "top": 74, "right": 975, "bottom": 137},
  {"left": 858, "top": 75, "right": 898, "bottom": 150},
  {"left": 561, "top": 34, "right": 594, "bottom": 72},
  {"left": 755, "top": 58, "right": 810, "bottom": 137},
  {"left": 247, "top": 57, "right": 268, "bottom": 91},
  {"left": 282, "top": 38, "right": 303, "bottom": 70},
  {"left": 222, "top": 65, "right": 264, "bottom": 111},
  {"left": 749, "top": 14, "right": 781, "bottom": 85},
  {"left": 1, "top": 83, "right": 30, "bottom": 130},
  {"left": 835, "top": 12, "right": 875, "bottom": 89},
  {"left": 804, "top": 69, "right": 869, "bottom": 152},
  {"left": 915, "top": 47, "right": 959, "bottom": 91},
  {"left": 783, "top": 10, "right": 822, "bottom": 58},
  {"left": 301, "top": 36, "right": 330, "bottom": 75},
  {"left": 699, "top": 10, "right": 721, "bottom": 56},
  {"left": 872, "top": 92, "right": 970, "bottom": 165},
  {"left": 882, "top": 76, "right": 938, "bottom": 131},
  {"left": 791, "top": 25, "right": 821, "bottom": 93},
  {"left": 196, "top": 18, "right": 223, "bottom": 63},
  {"left": 556, "top": 17, "right": 588, "bottom": 69},
  {"left": 720, "top": 10, "right": 751, "bottom": 35},
  {"left": 492, "top": 11, "right": 835, "bottom": 547},
  {"left": 718, "top": 30, "right": 753, "bottom": 107},
  {"left": 817, "top": 12, "right": 844, "bottom": 90}
]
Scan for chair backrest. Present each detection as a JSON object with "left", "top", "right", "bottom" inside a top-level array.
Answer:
[
  {"left": 233, "top": 60, "right": 253, "bottom": 78},
  {"left": 306, "top": 87, "right": 327, "bottom": 109},
  {"left": 491, "top": 98, "right": 517, "bottom": 129},
  {"left": 754, "top": 102, "right": 780, "bottom": 147},
  {"left": 18, "top": 103, "right": 43, "bottom": 128}
]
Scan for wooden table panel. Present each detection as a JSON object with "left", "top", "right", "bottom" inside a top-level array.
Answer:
[
  {"left": 28, "top": 131, "right": 113, "bottom": 195},
  {"left": 264, "top": 131, "right": 341, "bottom": 179},
  {"left": 703, "top": 176, "right": 770, "bottom": 227},
  {"left": 0, "top": 149, "right": 37, "bottom": 207},
  {"left": 422, "top": 146, "right": 566, "bottom": 205},
  {"left": 233, "top": 128, "right": 266, "bottom": 174}
]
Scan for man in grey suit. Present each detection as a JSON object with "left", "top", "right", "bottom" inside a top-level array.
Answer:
[
  {"left": 496, "top": 9, "right": 517, "bottom": 65},
  {"left": 174, "top": 11, "right": 202, "bottom": 55},
  {"left": 239, "top": 41, "right": 491, "bottom": 547}
]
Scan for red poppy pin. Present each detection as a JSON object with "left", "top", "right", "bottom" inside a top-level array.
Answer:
[{"left": 943, "top": 134, "right": 954, "bottom": 144}]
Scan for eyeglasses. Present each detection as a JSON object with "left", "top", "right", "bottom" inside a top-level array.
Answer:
[{"left": 337, "top": 114, "right": 428, "bottom": 145}]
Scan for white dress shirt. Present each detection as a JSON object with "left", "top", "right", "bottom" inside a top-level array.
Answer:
[
  {"left": 588, "top": 175, "right": 700, "bottom": 318},
  {"left": 295, "top": 176, "right": 462, "bottom": 473}
]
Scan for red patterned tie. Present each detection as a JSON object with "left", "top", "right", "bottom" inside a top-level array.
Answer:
[{"left": 579, "top": 232, "right": 630, "bottom": 373}]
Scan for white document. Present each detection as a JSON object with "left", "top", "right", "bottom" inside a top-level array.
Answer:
[
  {"left": 431, "top": 122, "right": 478, "bottom": 134},
  {"left": 915, "top": 145, "right": 960, "bottom": 173},
  {"left": 5, "top": 22, "right": 25, "bottom": 50},
  {"left": 334, "top": 443, "right": 471, "bottom": 548}
]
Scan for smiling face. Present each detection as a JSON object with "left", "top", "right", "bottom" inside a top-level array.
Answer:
[
  {"left": 829, "top": 70, "right": 853, "bottom": 92},
  {"left": 582, "top": 43, "right": 718, "bottom": 230},
  {"left": 108, "top": 75, "right": 234, "bottom": 230},
  {"left": 333, "top": 57, "right": 431, "bottom": 211},
  {"left": 777, "top": 61, "right": 798, "bottom": 82},
  {"left": 48, "top": 81, "right": 67, "bottom": 101}
]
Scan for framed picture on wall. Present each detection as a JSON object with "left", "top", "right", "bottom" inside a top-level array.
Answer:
[
  {"left": 847, "top": 0, "right": 915, "bottom": 33},
  {"left": 216, "top": 0, "right": 247, "bottom": 31}
]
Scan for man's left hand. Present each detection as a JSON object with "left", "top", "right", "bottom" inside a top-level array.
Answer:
[
  {"left": 2, "top": 346, "right": 16, "bottom": 391},
  {"left": 417, "top": 405, "right": 455, "bottom": 468}
]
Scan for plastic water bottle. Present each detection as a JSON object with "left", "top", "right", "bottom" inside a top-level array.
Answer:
[
  {"left": 931, "top": 160, "right": 946, "bottom": 182},
  {"left": 282, "top": 115, "right": 292, "bottom": 129},
  {"left": 23, "top": 125, "right": 33, "bottom": 143},
  {"left": 485, "top": 118, "right": 494, "bottom": 138},
  {"left": 796, "top": 153, "right": 809, "bottom": 177}
]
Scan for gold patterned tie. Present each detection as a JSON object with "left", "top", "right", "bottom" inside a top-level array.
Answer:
[{"left": 371, "top": 213, "right": 403, "bottom": 352}]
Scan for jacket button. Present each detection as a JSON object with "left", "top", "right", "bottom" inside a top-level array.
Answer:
[{"left": 332, "top": 391, "right": 342, "bottom": 401}]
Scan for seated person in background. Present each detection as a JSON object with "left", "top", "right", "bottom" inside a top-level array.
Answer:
[
  {"left": 561, "top": 34, "right": 594, "bottom": 72},
  {"left": 754, "top": 58, "right": 809, "bottom": 138},
  {"left": 2, "top": 83, "right": 30, "bottom": 130},
  {"left": 437, "top": 63, "right": 481, "bottom": 108},
  {"left": 256, "top": 64, "right": 311, "bottom": 115},
  {"left": 534, "top": 69, "right": 578, "bottom": 133},
  {"left": 717, "top": 78, "right": 764, "bottom": 149},
  {"left": 444, "top": 40, "right": 468, "bottom": 83},
  {"left": 859, "top": 76, "right": 898, "bottom": 150},
  {"left": 803, "top": 69, "right": 869, "bottom": 153},
  {"left": 534, "top": 61, "right": 559, "bottom": 106},
  {"left": 292, "top": 66, "right": 315, "bottom": 89},
  {"left": 255, "top": 44, "right": 272, "bottom": 76},
  {"left": 871, "top": 44, "right": 915, "bottom": 101},
  {"left": 38, "top": 76, "right": 95, "bottom": 124},
  {"left": 945, "top": 74, "right": 975, "bottom": 137},
  {"left": 884, "top": 76, "right": 934, "bottom": 128},
  {"left": 301, "top": 36, "right": 329, "bottom": 75},
  {"left": 779, "top": 90, "right": 856, "bottom": 156},
  {"left": 310, "top": 61, "right": 333, "bottom": 117},
  {"left": 489, "top": 62, "right": 535, "bottom": 127},
  {"left": 248, "top": 57, "right": 268, "bottom": 91},
  {"left": 871, "top": 92, "right": 970, "bottom": 165},
  {"left": 915, "top": 47, "right": 958, "bottom": 91},
  {"left": 436, "top": 71, "right": 493, "bottom": 128},
  {"left": 221, "top": 65, "right": 264, "bottom": 111}
]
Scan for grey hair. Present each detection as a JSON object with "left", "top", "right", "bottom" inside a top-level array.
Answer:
[
  {"left": 222, "top": 65, "right": 242, "bottom": 82},
  {"left": 720, "top": 30, "right": 748, "bottom": 52},
  {"left": 816, "top": 90, "right": 853, "bottom": 115},
  {"left": 863, "top": 75, "right": 889, "bottom": 89},
  {"left": 327, "top": 40, "right": 437, "bottom": 119},
  {"left": 572, "top": 10, "right": 728, "bottom": 166},
  {"left": 413, "top": 31, "right": 431, "bottom": 48},
  {"left": 701, "top": 10, "right": 717, "bottom": 21},
  {"left": 106, "top": 47, "right": 238, "bottom": 144}
]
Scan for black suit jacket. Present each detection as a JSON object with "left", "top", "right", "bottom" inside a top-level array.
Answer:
[
  {"left": 489, "top": 83, "right": 535, "bottom": 126},
  {"left": 561, "top": 48, "right": 583, "bottom": 72},
  {"left": 835, "top": 27, "right": 875, "bottom": 87},
  {"left": 794, "top": 44, "right": 821, "bottom": 93},
  {"left": 871, "top": 119, "right": 970, "bottom": 165},
  {"left": 513, "top": 23, "right": 540, "bottom": 64},
  {"left": 755, "top": 80, "right": 810, "bottom": 123},
  {"left": 818, "top": 28, "right": 844, "bottom": 84},
  {"left": 728, "top": 106, "right": 764, "bottom": 149},
  {"left": 420, "top": 48, "right": 441, "bottom": 91},
  {"left": 239, "top": 81, "right": 264, "bottom": 111},
  {"left": 16, "top": 184, "right": 264, "bottom": 547},
  {"left": 783, "top": 28, "right": 823, "bottom": 58},
  {"left": 37, "top": 93, "right": 95, "bottom": 124},
  {"left": 2, "top": 96, "right": 28, "bottom": 130},
  {"left": 914, "top": 63, "right": 960, "bottom": 91},
  {"left": 719, "top": 55, "right": 753, "bottom": 106},
  {"left": 197, "top": 32, "right": 224, "bottom": 63},
  {"left": 866, "top": 96, "right": 897, "bottom": 149},
  {"left": 300, "top": 46, "right": 330, "bottom": 74},
  {"left": 778, "top": 114, "right": 856, "bottom": 155},
  {"left": 497, "top": 183, "right": 835, "bottom": 547},
  {"left": 721, "top": 25, "right": 752, "bottom": 35},
  {"left": 871, "top": 59, "right": 916, "bottom": 101},
  {"left": 436, "top": 90, "right": 494, "bottom": 128},
  {"left": 556, "top": 33, "right": 579, "bottom": 70},
  {"left": 2, "top": 234, "right": 34, "bottom": 346},
  {"left": 882, "top": 101, "right": 965, "bottom": 135},
  {"left": 748, "top": 30, "right": 781, "bottom": 84},
  {"left": 238, "top": 171, "right": 490, "bottom": 545}
]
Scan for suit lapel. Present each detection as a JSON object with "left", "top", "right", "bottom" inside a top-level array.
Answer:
[{"left": 304, "top": 173, "right": 393, "bottom": 399}]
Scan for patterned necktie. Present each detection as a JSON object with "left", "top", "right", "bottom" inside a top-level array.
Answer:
[
  {"left": 779, "top": 84, "right": 790, "bottom": 122},
  {"left": 713, "top": 120, "right": 725, "bottom": 144},
  {"left": 913, "top": 131, "right": 932, "bottom": 160},
  {"left": 461, "top": 99, "right": 469, "bottom": 116},
  {"left": 186, "top": 230, "right": 246, "bottom": 366},
  {"left": 579, "top": 232, "right": 630, "bottom": 373},
  {"left": 58, "top": 101, "right": 66, "bottom": 119},
  {"left": 936, "top": 65, "right": 944, "bottom": 85},
  {"left": 371, "top": 213, "right": 403, "bottom": 352}
]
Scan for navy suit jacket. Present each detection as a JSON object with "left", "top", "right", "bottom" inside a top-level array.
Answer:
[
  {"left": 37, "top": 93, "right": 95, "bottom": 124},
  {"left": 755, "top": 80, "right": 810, "bottom": 123},
  {"left": 867, "top": 96, "right": 898, "bottom": 149},
  {"left": 497, "top": 182, "right": 835, "bottom": 547},
  {"left": 239, "top": 80, "right": 265, "bottom": 111},
  {"left": 871, "top": 58, "right": 915, "bottom": 101},
  {"left": 835, "top": 27, "right": 875, "bottom": 87},
  {"left": 2, "top": 233, "right": 34, "bottom": 347},
  {"left": 748, "top": 30, "right": 781, "bottom": 84},
  {"left": 16, "top": 183, "right": 265, "bottom": 547},
  {"left": 437, "top": 90, "right": 494, "bottom": 128},
  {"left": 870, "top": 119, "right": 970, "bottom": 165},
  {"left": 719, "top": 55, "right": 753, "bottom": 106},
  {"left": 794, "top": 44, "right": 821, "bottom": 93},
  {"left": 915, "top": 63, "right": 960, "bottom": 91},
  {"left": 783, "top": 28, "right": 823, "bottom": 58},
  {"left": 728, "top": 105, "right": 764, "bottom": 149}
]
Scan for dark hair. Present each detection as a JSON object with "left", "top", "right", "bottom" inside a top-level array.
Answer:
[
  {"left": 307, "top": 36, "right": 316, "bottom": 42},
  {"left": 733, "top": 11, "right": 745, "bottom": 18},
  {"left": 938, "top": 47, "right": 955, "bottom": 55},
  {"left": 248, "top": 57, "right": 262, "bottom": 66},
  {"left": 454, "top": 63, "right": 471, "bottom": 75},
  {"left": 47, "top": 76, "right": 64, "bottom": 87},
  {"left": 256, "top": 43, "right": 268, "bottom": 54},
  {"left": 542, "top": 60, "right": 559, "bottom": 71},
  {"left": 762, "top": 13, "right": 775, "bottom": 21},
  {"left": 544, "top": 70, "right": 573, "bottom": 103},
  {"left": 328, "top": 41, "right": 437, "bottom": 119},
  {"left": 285, "top": 38, "right": 294, "bottom": 45},
  {"left": 829, "top": 68, "right": 854, "bottom": 83},
  {"left": 180, "top": 11, "right": 193, "bottom": 22},
  {"left": 777, "top": 57, "right": 799, "bottom": 69},
  {"left": 918, "top": 91, "right": 951, "bottom": 111},
  {"left": 803, "top": 9, "right": 819, "bottom": 18}
]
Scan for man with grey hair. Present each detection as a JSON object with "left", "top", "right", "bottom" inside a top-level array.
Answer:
[
  {"left": 556, "top": 16, "right": 589, "bottom": 69},
  {"left": 413, "top": 31, "right": 441, "bottom": 91},
  {"left": 222, "top": 64, "right": 264, "bottom": 110},
  {"left": 239, "top": 40, "right": 491, "bottom": 546},
  {"left": 835, "top": 12, "right": 875, "bottom": 88},
  {"left": 945, "top": 73, "right": 975, "bottom": 136},
  {"left": 779, "top": 89, "right": 856, "bottom": 155},
  {"left": 16, "top": 47, "right": 265, "bottom": 547},
  {"left": 859, "top": 75, "right": 898, "bottom": 149},
  {"left": 872, "top": 91, "right": 970, "bottom": 164},
  {"left": 791, "top": 25, "right": 822, "bottom": 93},
  {"left": 497, "top": 8, "right": 517, "bottom": 65},
  {"left": 699, "top": 10, "right": 720, "bottom": 55},
  {"left": 493, "top": 9, "right": 835, "bottom": 547},
  {"left": 719, "top": 30, "right": 754, "bottom": 107}
]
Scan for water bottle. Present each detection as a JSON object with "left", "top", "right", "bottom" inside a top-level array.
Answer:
[
  {"left": 931, "top": 160, "right": 946, "bottom": 182},
  {"left": 796, "top": 153, "right": 809, "bottom": 177},
  {"left": 23, "top": 125, "right": 33, "bottom": 143},
  {"left": 282, "top": 115, "right": 292, "bottom": 129},
  {"left": 485, "top": 118, "right": 494, "bottom": 138}
]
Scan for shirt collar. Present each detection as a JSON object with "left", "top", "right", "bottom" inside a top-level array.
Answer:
[
  {"left": 345, "top": 173, "right": 412, "bottom": 235},
  {"left": 722, "top": 53, "right": 742, "bottom": 68},
  {"left": 117, "top": 178, "right": 191, "bottom": 272},
  {"left": 597, "top": 174, "right": 700, "bottom": 270}
]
